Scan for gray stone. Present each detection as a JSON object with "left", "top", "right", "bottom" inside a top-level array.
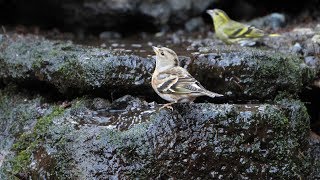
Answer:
[
  {"left": 0, "top": 87, "right": 312, "bottom": 179},
  {"left": 185, "top": 17, "right": 205, "bottom": 32},
  {"left": 0, "top": 34, "right": 155, "bottom": 96},
  {"left": 305, "top": 56, "right": 319, "bottom": 67},
  {"left": 30, "top": 0, "right": 217, "bottom": 30},
  {"left": 291, "top": 42, "right": 303, "bottom": 54},
  {"left": 249, "top": 13, "right": 286, "bottom": 30},
  {"left": 312, "top": 34, "right": 320, "bottom": 44},
  {"left": 0, "top": 34, "right": 315, "bottom": 101},
  {"left": 188, "top": 38, "right": 315, "bottom": 100}
]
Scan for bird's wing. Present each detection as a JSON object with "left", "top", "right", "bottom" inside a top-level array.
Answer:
[
  {"left": 222, "top": 21, "right": 265, "bottom": 39},
  {"left": 156, "top": 67, "right": 205, "bottom": 94}
]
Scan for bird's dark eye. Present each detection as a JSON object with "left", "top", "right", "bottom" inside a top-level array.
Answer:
[{"left": 160, "top": 52, "right": 165, "bottom": 56}]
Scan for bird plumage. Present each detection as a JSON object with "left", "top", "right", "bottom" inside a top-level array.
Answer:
[
  {"left": 151, "top": 46, "right": 223, "bottom": 109},
  {"left": 206, "top": 9, "right": 279, "bottom": 45}
]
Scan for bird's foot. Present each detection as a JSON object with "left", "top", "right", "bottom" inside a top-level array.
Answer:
[{"left": 159, "top": 102, "right": 176, "bottom": 111}]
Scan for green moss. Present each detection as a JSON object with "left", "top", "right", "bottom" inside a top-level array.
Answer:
[
  {"left": 11, "top": 133, "right": 34, "bottom": 152},
  {"left": 31, "top": 56, "right": 45, "bottom": 69},
  {"left": 72, "top": 98, "right": 89, "bottom": 108},
  {"left": 11, "top": 150, "right": 31, "bottom": 174},
  {"left": 192, "top": 49, "right": 315, "bottom": 100},
  {"left": 34, "top": 106, "right": 64, "bottom": 135},
  {"left": 250, "top": 53, "right": 306, "bottom": 98},
  {"left": 11, "top": 140, "right": 38, "bottom": 174},
  {"left": 270, "top": 99, "right": 311, "bottom": 177},
  {"left": 54, "top": 58, "right": 88, "bottom": 93},
  {"left": 8, "top": 106, "right": 65, "bottom": 175}
]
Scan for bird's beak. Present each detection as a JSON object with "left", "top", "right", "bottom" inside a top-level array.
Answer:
[
  {"left": 152, "top": 46, "right": 160, "bottom": 55},
  {"left": 206, "top": 9, "right": 214, "bottom": 15}
]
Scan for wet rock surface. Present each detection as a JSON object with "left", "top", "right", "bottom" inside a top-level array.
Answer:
[
  {"left": 0, "top": 86, "right": 311, "bottom": 179},
  {"left": 188, "top": 48, "right": 313, "bottom": 101},
  {"left": 0, "top": 34, "right": 155, "bottom": 97},
  {"left": 1, "top": 2, "right": 320, "bottom": 178},
  {"left": 0, "top": 33, "right": 316, "bottom": 101}
]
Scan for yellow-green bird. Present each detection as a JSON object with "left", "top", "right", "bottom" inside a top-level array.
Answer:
[{"left": 207, "top": 9, "right": 279, "bottom": 46}]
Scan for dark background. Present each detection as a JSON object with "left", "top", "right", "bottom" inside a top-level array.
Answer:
[{"left": 0, "top": 0, "right": 319, "bottom": 35}]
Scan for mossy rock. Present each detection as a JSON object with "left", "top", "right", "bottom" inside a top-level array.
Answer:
[
  {"left": 0, "top": 34, "right": 316, "bottom": 101},
  {"left": 0, "top": 34, "right": 154, "bottom": 96},
  {"left": 190, "top": 48, "right": 315, "bottom": 100},
  {"left": 0, "top": 87, "right": 311, "bottom": 179}
]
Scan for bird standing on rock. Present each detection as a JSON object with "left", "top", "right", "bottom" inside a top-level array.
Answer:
[
  {"left": 151, "top": 46, "right": 223, "bottom": 110},
  {"left": 206, "top": 9, "right": 279, "bottom": 46}
]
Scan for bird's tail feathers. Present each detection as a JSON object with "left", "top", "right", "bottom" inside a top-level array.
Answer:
[{"left": 203, "top": 90, "right": 224, "bottom": 98}]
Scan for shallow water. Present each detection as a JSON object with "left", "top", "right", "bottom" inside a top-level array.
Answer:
[{"left": 74, "top": 31, "right": 211, "bottom": 57}]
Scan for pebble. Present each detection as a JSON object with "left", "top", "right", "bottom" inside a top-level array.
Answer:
[
  {"left": 311, "top": 34, "right": 320, "bottom": 44},
  {"left": 291, "top": 42, "right": 302, "bottom": 54},
  {"left": 111, "top": 43, "right": 119, "bottom": 47},
  {"left": 131, "top": 44, "right": 142, "bottom": 48},
  {"left": 305, "top": 56, "right": 319, "bottom": 67},
  {"left": 292, "top": 28, "right": 314, "bottom": 36}
]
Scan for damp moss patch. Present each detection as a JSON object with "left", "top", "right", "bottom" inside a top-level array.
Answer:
[{"left": 8, "top": 106, "right": 65, "bottom": 175}]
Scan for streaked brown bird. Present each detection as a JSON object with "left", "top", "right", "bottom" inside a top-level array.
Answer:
[{"left": 151, "top": 46, "right": 223, "bottom": 110}]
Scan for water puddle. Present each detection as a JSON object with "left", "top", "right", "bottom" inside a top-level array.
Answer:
[{"left": 73, "top": 31, "right": 212, "bottom": 57}]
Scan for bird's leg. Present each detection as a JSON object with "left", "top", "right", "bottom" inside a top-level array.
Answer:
[{"left": 159, "top": 102, "right": 176, "bottom": 111}]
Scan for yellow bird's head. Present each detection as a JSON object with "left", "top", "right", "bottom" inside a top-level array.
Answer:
[{"left": 206, "top": 9, "right": 230, "bottom": 29}]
